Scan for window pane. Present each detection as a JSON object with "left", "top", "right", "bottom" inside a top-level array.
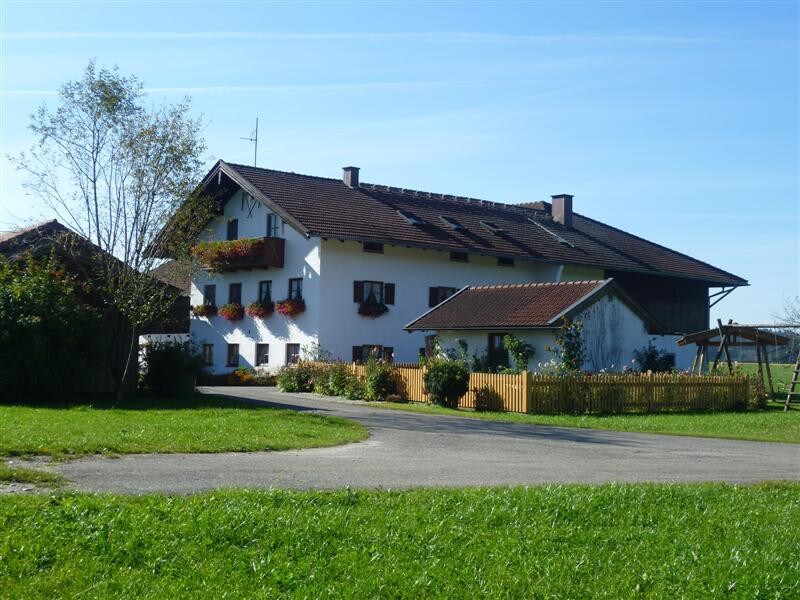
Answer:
[
  {"left": 203, "top": 344, "right": 213, "bottom": 366},
  {"left": 229, "top": 283, "right": 242, "bottom": 304},
  {"left": 267, "top": 213, "right": 281, "bottom": 238},
  {"left": 226, "top": 344, "right": 239, "bottom": 367},
  {"left": 363, "top": 281, "right": 383, "bottom": 304},
  {"left": 203, "top": 285, "right": 216, "bottom": 306},
  {"left": 227, "top": 219, "right": 238, "bottom": 241},
  {"left": 258, "top": 281, "right": 272, "bottom": 303},
  {"left": 289, "top": 278, "right": 303, "bottom": 300},
  {"left": 256, "top": 344, "right": 269, "bottom": 366},
  {"left": 286, "top": 343, "right": 300, "bottom": 364}
]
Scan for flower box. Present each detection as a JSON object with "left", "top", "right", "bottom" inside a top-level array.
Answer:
[
  {"left": 275, "top": 297, "right": 306, "bottom": 317},
  {"left": 358, "top": 302, "right": 389, "bottom": 318},
  {"left": 191, "top": 237, "right": 285, "bottom": 272},
  {"left": 246, "top": 301, "right": 274, "bottom": 319},
  {"left": 218, "top": 303, "right": 244, "bottom": 321},
  {"left": 192, "top": 304, "right": 217, "bottom": 318}
]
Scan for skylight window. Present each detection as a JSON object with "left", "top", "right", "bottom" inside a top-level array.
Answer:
[
  {"left": 480, "top": 221, "right": 505, "bottom": 234},
  {"left": 527, "top": 217, "right": 576, "bottom": 248},
  {"left": 439, "top": 216, "right": 464, "bottom": 231},
  {"left": 397, "top": 209, "right": 423, "bottom": 225}
]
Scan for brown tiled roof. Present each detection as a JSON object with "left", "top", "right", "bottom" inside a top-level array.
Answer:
[
  {"left": 149, "top": 260, "right": 191, "bottom": 295},
  {"left": 405, "top": 279, "right": 656, "bottom": 331},
  {"left": 195, "top": 161, "right": 747, "bottom": 286},
  {"left": 0, "top": 220, "right": 69, "bottom": 254}
]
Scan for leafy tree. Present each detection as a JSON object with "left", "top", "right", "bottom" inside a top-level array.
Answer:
[
  {"left": 502, "top": 334, "right": 535, "bottom": 373},
  {"left": 547, "top": 319, "right": 585, "bottom": 373},
  {"left": 0, "top": 255, "right": 102, "bottom": 399},
  {"left": 12, "top": 61, "right": 214, "bottom": 399}
]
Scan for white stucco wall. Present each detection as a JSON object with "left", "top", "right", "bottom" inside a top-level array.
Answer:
[
  {"left": 436, "top": 292, "right": 695, "bottom": 372},
  {"left": 317, "top": 240, "right": 560, "bottom": 363},
  {"left": 189, "top": 189, "right": 321, "bottom": 373}
]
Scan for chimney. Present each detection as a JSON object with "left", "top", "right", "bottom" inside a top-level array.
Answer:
[
  {"left": 551, "top": 194, "right": 573, "bottom": 227},
  {"left": 342, "top": 166, "right": 360, "bottom": 189}
]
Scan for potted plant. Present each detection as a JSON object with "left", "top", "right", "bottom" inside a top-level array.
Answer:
[
  {"left": 218, "top": 302, "right": 244, "bottom": 321},
  {"left": 192, "top": 304, "right": 217, "bottom": 318},
  {"left": 275, "top": 297, "right": 306, "bottom": 317},
  {"left": 245, "top": 300, "right": 274, "bottom": 319},
  {"left": 191, "top": 238, "right": 267, "bottom": 272},
  {"left": 358, "top": 301, "right": 389, "bottom": 318}
]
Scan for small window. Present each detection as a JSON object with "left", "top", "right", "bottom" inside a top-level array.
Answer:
[
  {"left": 363, "top": 281, "right": 383, "bottom": 304},
  {"left": 354, "top": 281, "right": 395, "bottom": 305},
  {"left": 488, "top": 333, "right": 509, "bottom": 368},
  {"left": 203, "top": 284, "right": 216, "bottom": 306},
  {"left": 286, "top": 343, "right": 300, "bottom": 365},
  {"left": 258, "top": 280, "right": 272, "bottom": 304},
  {"left": 363, "top": 242, "right": 384, "bottom": 254},
  {"left": 480, "top": 221, "right": 505, "bottom": 234},
  {"left": 450, "top": 251, "right": 468, "bottom": 263},
  {"left": 226, "top": 344, "right": 240, "bottom": 367},
  {"left": 429, "top": 286, "right": 458, "bottom": 308},
  {"left": 226, "top": 219, "right": 239, "bottom": 241},
  {"left": 383, "top": 347, "right": 394, "bottom": 362},
  {"left": 202, "top": 343, "right": 214, "bottom": 366},
  {"left": 288, "top": 278, "right": 303, "bottom": 300},
  {"left": 439, "top": 216, "right": 463, "bottom": 230},
  {"left": 397, "top": 210, "right": 423, "bottom": 225},
  {"left": 266, "top": 213, "right": 281, "bottom": 238},
  {"left": 256, "top": 344, "right": 269, "bottom": 366},
  {"left": 497, "top": 257, "right": 515, "bottom": 267},
  {"left": 229, "top": 283, "right": 242, "bottom": 305}
]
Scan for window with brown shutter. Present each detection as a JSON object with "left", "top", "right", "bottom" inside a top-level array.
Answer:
[
  {"left": 429, "top": 286, "right": 457, "bottom": 307},
  {"left": 226, "top": 344, "right": 240, "bottom": 367},
  {"left": 286, "top": 343, "right": 301, "bottom": 364},
  {"left": 383, "top": 283, "right": 395, "bottom": 305},
  {"left": 229, "top": 283, "right": 242, "bottom": 305},
  {"left": 203, "top": 284, "right": 216, "bottom": 306},
  {"left": 226, "top": 219, "right": 238, "bottom": 241},
  {"left": 353, "top": 281, "right": 364, "bottom": 303},
  {"left": 255, "top": 344, "right": 269, "bottom": 366}
]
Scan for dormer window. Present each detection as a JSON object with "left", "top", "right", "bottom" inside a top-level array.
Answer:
[
  {"left": 226, "top": 219, "right": 238, "bottom": 241},
  {"left": 450, "top": 251, "right": 468, "bottom": 263},
  {"left": 497, "top": 257, "right": 515, "bottom": 267},
  {"left": 480, "top": 221, "right": 505, "bottom": 234},
  {"left": 397, "top": 210, "right": 423, "bottom": 225},
  {"left": 439, "top": 216, "right": 464, "bottom": 231}
]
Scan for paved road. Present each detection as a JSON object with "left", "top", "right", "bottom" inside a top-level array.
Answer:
[{"left": 54, "top": 387, "right": 799, "bottom": 494}]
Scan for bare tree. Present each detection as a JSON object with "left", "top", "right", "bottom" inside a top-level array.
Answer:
[
  {"left": 582, "top": 296, "right": 623, "bottom": 371},
  {"left": 11, "top": 61, "right": 213, "bottom": 399}
]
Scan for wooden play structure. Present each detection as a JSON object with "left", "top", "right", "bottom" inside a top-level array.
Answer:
[{"left": 677, "top": 319, "right": 800, "bottom": 410}]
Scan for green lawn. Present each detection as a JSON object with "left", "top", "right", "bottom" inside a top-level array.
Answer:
[
  {"left": 371, "top": 401, "right": 800, "bottom": 443},
  {"left": 0, "top": 396, "right": 367, "bottom": 459},
  {"left": 739, "top": 362, "right": 795, "bottom": 397},
  {"left": 1, "top": 484, "right": 797, "bottom": 598},
  {"left": 0, "top": 464, "right": 64, "bottom": 488}
]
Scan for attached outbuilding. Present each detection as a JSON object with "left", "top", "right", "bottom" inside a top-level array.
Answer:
[{"left": 404, "top": 278, "right": 694, "bottom": 372}]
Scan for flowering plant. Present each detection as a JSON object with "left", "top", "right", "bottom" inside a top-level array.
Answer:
[
  {"left": 218, "top": 302, "right": 244, "bottom": 321},
  {"left": 245, "top": 301, "right": 274, "bottom": 319},
  {"left": 191, "top": 238, "right": 266, "bottom": 272},
  {"left": 192, "top": 304, "right": 217, "bottom": 318},
  {"left": 358, "top": 301, "right": 389, "bottom": 318},
  {"left": 275, "top": 297, "right": 306, "bottom": 317}
]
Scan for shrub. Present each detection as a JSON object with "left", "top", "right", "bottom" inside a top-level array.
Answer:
[
  {"left": 313, "top": 362, "right": 354, "bottom": 397},
  {"left": 547, "top": 319, "right": 585, "bottom": 373},
  {"left": 364, "top": 354, "right": 399, "bottom": 401},
  {"left": 503, "top": 334, "right": 535, "bottom": 373},
  {"left": 192, "top": 304, "right": 217, "bottom": 318},
  {"left": 218, "top": 303, "right": 244, "bottom": 321},
  {"left": 473, "top": 385, "right": 503, "bottom": 411},
  {"left": 245, "top": 301, "right": 274, "bottom": 319},
  {"left": 276, "top": 363, "right": 316, "bottom": 392},
  {"left": 0, "top": 255, "right": 103, "bottom": 399},
  {"left": 423, "top": 358, "right": 470, "bottom": 408},
  {"left": 139, "top": 340, "right": 206, "bottom": 397},
  {"left": 275, "top": 297, "right": 306, "bottom": 317},
  {"left": 633, "top": 341, "right": 675, "bottom": 372},
  {"left": 343, "top": 376, "right": 367, "bottom": 401}
]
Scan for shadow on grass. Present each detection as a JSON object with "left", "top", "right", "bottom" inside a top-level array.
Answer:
[{"left": 0, "top": 392, "right": 275, "bottom": 411}]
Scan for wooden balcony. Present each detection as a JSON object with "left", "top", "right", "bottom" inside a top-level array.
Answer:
[{"left": 193, "top": 236, "right": 285, "bottom": 273}]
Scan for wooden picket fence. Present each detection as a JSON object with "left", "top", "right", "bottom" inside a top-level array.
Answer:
[{"left": 340, "top": 363, "right": 749, "bottom": 415}]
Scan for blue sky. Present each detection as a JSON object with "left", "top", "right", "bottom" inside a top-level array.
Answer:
[{"left": 0, "top": 1, "right": 797, "bottom": 323}]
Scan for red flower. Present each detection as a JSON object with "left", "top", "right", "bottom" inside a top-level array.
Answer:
[
  {"left": 218, "top": 303, "right": 244, "bottom": 321},
  {"left": 275, "top": 297, "right": 306, "bottom": 317}
]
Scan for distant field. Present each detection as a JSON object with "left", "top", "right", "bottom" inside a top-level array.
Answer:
[{"left": 739, "top": 363, "right": 795, "bottom": 396}]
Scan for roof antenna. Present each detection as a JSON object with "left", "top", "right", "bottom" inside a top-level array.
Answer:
[{"left": 241, "top": 118, "right": 259, "bottom": 167}]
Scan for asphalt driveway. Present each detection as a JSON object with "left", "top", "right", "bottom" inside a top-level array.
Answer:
[{"left": 54, "top": 387, "right": 799, "bottom": 494}]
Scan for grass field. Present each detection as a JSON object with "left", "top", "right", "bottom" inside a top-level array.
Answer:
[
  {"left": 0, "top": 396, "right": 367, "bottom": 459},
  {"left": 739, "top": 362, "right": 795, "bottom": 396},
  {"left": 0, "top": 464, "right": 64, "bottom": 487},
  {"left": 371, "top": 401, "right": 800, "bottom": 443},
  {"left": 1, "top": 484, "right": 797, "bottom": 598}
]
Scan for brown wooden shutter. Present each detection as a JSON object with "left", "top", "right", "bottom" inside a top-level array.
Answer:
[
  {"left": 384, "top": 283, "right": 395, "bottom": 305},
  {"left": 429, "top": 287, "right": 438, "bottom": 308},
  {"left": 353, "top": 281, "right": 364, "bottom": 303},
  {"left": 352, "top": 346, "right": 363, "bottom": 363}
]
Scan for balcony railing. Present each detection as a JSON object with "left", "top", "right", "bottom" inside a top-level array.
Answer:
[{"left": 191, "top": 236, "right": 285, "bottom": 272}]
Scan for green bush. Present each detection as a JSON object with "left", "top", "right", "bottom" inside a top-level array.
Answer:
[
  {"left": 633, "top": 342, "right": 675, "bottom": 373},
  {"left": 364, "top": 355, "right": 398, "bottom": 402},
  {"left": 423, "top": 359, "right": 470, "bottom": 408},
  {"left": 313, "top": 363, "right": 354, "bottom": 396},
  {"left": 276, "top": 363, "right": 318, "bottom": 393},
  {"left": 343, "top": 377, "right": 367, "bottom": 401},
  {"left": 0, "top": 255, "right": 102, "bottom": 399},
  {"left": 140, "top": 340, "right": 206, "bottom": 397}
]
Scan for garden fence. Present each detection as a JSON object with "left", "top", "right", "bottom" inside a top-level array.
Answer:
[{"left": 342, "top": 363, "right": 750, "bottom": 415}]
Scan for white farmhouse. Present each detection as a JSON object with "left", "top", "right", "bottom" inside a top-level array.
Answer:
[{"left": 169, "top": 160, "right": 746, "bottom": 373}]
